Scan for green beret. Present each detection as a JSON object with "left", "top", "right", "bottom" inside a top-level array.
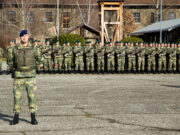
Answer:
[
  {"left": 65, "top": 40, "right": 69, "bottom": 44},
  {"left": 76, "top": 40, "right": 81, "bottom": 43},
  {"left": 115, "top": 41, "right": 119, "bottom": 44},
  {"left": 86, "top": 41, "right": 91, "bottom": 44},
  {"left": 10, "top": 40, "right": 15, "bottom": 42},
  {"left": 34, "top": 40, "right": 38, "bottom": 42},
  {"left": 38, "top": 40, "right": 41, "bottom": 42},
  {"left": 56, "top": 40, "right": 59, "bottom": 42}
]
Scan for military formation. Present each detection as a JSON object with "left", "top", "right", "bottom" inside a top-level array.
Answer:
[{"left": 1, "top": 40, "right": 180, "bottom": 75}]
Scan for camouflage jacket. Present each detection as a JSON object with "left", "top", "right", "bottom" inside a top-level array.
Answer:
[{"left": 8, "top": 43, "right": 43, "bottom": 78}]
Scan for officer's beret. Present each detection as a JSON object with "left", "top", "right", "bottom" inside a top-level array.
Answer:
[
  {"left": 20, "top": 29, "right": 28, "bottom": 37},
  {"left": 76, "top": 40, "right": 81, "bottom": 43},
  {"left": 34, "top": 40, "right": 38, "bottom": 42},
  {"left": 96, "top": 40, "right": 101, "bottom": 43},
  {"left": 56, "top": 40, "right": 59, "bottom": 42},
  {"left": 86, "top": 41, "right": 91, "bottom": 44}
]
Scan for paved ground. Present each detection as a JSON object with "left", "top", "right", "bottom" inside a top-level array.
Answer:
[{"left": 0, "top": 73, "right": 180, "bottom": 135}]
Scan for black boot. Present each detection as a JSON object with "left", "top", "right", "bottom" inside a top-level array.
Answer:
[
  {"left": 10, "top": 113, "right": 19, "bottom": 125},
  {"left": 31, "top": 113, "right": 38, "bottom": 125}
]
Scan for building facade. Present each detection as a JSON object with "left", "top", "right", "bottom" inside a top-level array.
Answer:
[{"left": 0, "top": 0, "right": 179, "bottom": 44}]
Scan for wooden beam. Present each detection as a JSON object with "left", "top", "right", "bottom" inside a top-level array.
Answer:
[
  {"left": 103, "top": 7, "right": 120, "bottom": 11},
  {"left": 101, "top": 4, "right": 104, "bottom": 44},
  {"left": 100, "top": 2, "right": 123, "bottom": 5}
]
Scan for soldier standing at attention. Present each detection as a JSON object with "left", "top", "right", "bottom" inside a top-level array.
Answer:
[
  {"left": 8, "top": 30, "right": 42, "bottom": 125},
  {"left": 168, "top": 43, "right": 177, "bottom": 73},
  {"left": 53, "top": 40, "right": 63, "bottom": 73},
  {"left": 147, "top": 43, "right": 156, "bottom": 73},
  {"left": 0, "top": 44, "right": 4, "bottom": 75},
  {"left": 115, "top": 41, "right": 126, "bottom": 73},
  {"left": 177, "top": 43, "right": 180, "bottom": 73},
  {"left": 7, "top": 40, "right": 15, "bottom": 74},
  {"left": 42, "top": 41, "right": 52, "bottom": 73},
  {"left": 63, "top": 40, "right": 72, "bottom": 73},
  {"left": 127, "top": 42, "right": 136, "bottom": 73},
  {"left": 84, "top": 41, "right": 94, "bottom": 73},
  {"left": 137, "top": 42, "right": 145, "bottom": 73},
  {"left": 95, "top": 40, "right": 105, "bottom": 73},
  {"left": 157, "top": 43, "right": 167, "bottom": 73},
  {"left": 105, "top": 42, "right": 115, "bottom": 73},
  {"left": 73, "top": 41, "right": 84, "bottom": 73}
]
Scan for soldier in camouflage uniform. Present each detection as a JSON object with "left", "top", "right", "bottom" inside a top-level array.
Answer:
[
  {"left": 95, "top": 40, "right": 105, "bottom": 73},
  {"left": 8, "top": 30, "right": 43, "bottom": 125},
  {"left": 105, "top": 42, "right": 115, "bottom": 73},
  {"left": 127, "top": 42, "right": 136, "bottom": 73},
  {"left": 157, "top": 43, "right": 167, "bottom": 73},
  {"left": 62, "top": 40, "right": 72, "bottom": 73},
  {"left": 42, "top": 41, "right": 52, "bottom": 73},
  {"left": 168, "top": 43, "right": 177, "bottom": 73},
  {"left": 177, "top": 44, "right": 180, "bottom": 73},
  {"left": 73, "top": 41, "right": 84, "bottom": 73},
  {"left": 84, "top": 41, "right": 94, "bottom": 73},
  {"left": 0, "top": 45, "right": 4, "bottom": 74},
  {"left": 147, "top": 43, "right": 156, "bottom": 73},
  {"left": 33, "top": 40, "right": 41, "bottom": 73},
  {"left": 53, "top": 40, "right": 63, "bottom": 73},
  {"left": 115, "top": 41, "right": 126, "bottom": 73},
  {"left": 136, "top": 42, "right": 145, "bottom": 73},
  {"left": 7, "top": 40, "right": 15, "bottom": 74}
]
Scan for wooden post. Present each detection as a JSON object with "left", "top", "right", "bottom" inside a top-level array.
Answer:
[{"left": 101, "top": 3, "right": 104, "bottom": 45}]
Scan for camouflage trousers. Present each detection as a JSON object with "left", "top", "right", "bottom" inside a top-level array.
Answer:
[
  {"left": 0, "top": 60, "right": 2, "bottom": 72},
  {"left": 107, "top": 57, "right": 115, "bottom": 71},
  {"left": 137, "top": 57, "right": 145, "bottom": 71},
  {"left": 36, "top": 62, "right": 41, "bottom": 72},
  {"left": 128, "top": 57, "right": 136, "bottom": 71},
  {"left": 147, "top": 57, "right": 156, "bottom": 71},
  {"left": 117, "top": 57, "right": 125, "bottom": 71},
  {"left": 158, "top": 57, "right": 166, "bottom": 71},
  {"left": 54, "top": 58, "right": 63, "bottom": 71},
  {"left": 13, "top": 78, "right": 37, "bottom": 113},
  {"left": 75, "top": 57, "right": 84, "bottom": 71},
  {"left": 97, "top": 57, "right": 104, "bottom": 71},
  {"left": 64, "top": 57, "right": 72, "bottom": 71},
  {"left": 168, "top": 57, "right": 176, "bottom": 71},
  {"left": 43, "top": 58, "right": 52, "bottom": 71},
  {"left": 86, "top": 57, "right": 94, "bottom": 71}
]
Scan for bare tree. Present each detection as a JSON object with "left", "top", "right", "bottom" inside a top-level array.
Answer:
[{"left": 3, "top": 0, "right": 35, "bottom": 31}]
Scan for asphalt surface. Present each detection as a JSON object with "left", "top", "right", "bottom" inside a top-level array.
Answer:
[{"left": 0, "top": 62, "right": 180, "bottom": 135}]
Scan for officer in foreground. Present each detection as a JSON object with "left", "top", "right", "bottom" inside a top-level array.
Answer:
[{"left": 8, "top": 30, "right": 42, "bottom": 125}]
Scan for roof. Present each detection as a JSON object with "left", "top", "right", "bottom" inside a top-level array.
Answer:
[
  {"left": 131, "top": 18, "right": 180, "bottom": 35},
  {"left": 66, "top": 23, "right": 100, "bottom": 35}
]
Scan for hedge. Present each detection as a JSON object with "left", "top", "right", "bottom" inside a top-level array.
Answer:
[{"left": 52, "top": 34, "right": 86, "bottom": 46}]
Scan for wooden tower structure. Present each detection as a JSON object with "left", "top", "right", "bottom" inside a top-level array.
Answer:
[{"left": 98, "top": 0, "right": 125, "bottom": 44}]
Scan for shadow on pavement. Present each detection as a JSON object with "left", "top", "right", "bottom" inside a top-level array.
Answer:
[
  {"left": 0, "top": 113, "right": 31, "bottom": 123},
  {"left": 162, "top": 84, "right": 180, "bottom": 89}
]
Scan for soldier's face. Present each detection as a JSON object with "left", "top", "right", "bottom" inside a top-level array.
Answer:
[
  {"left": 56, "top": 42, "right": 59, "bottom": 45},
  {"left": 10, "top": 42, "right": 14, "bottom": 46},
  {"left": 46, "top": 41, "right": 50, "bottom": 45},
  {"left": 35, "top": 42, "right": 38, "bottom": 46},
  {"left": 20, "top": 34, "right": 29, "bottom": 43},
  {"left": 99, "top": 42, "right": 102, "bottom": 46}
]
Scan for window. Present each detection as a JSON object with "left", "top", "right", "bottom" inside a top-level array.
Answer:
[
  {"left": 133, "top": 12, "right": 140, "bottom": 23},
  {"left": 63, "top": 12, "right": 70, "bottom": 28},
  {"left": 8, "top": 11, "right": 16, "bottom": 22},
  {"left": 45, "top": 12, "right": 53, "bottom": 22},
  {"left": 29, "top": 11, "right": 34, "bottom": 22},
  {"left": 168, "top": 12, "right": 176, "bottom": 20}
]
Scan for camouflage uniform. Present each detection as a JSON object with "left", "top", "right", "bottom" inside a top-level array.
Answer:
[
  {"left": 136, "top": 46, "right": 145, "bottom": 72},
  {"left": 127, "top": 46, "right": 136, "bottom": 72},
  {"left": 74, "top": 45, "right": 84, "bottom": 72},
  {"left": 147, "top": 46, "right": 156, "bottom": 72},
  {"left": 115, "top": 45, "right": 126, "bottom": 72},
  {"left": 7, "top": 45, "right": 14, "bottom": 73},
  {"left": 63, "top": 45, "right": 72, "bottom": 72},
  {"left": 0, "top": 47, "right": 4, "bottom": 73},
  {"left": 53, "top": 44, "right": 63, "bottom": 72},
  {"left": 177, "top": 46, "right": 180, "bottom": 72},
  {"left": 105, "top": 44, "right": 115, "bottom": 72},
  {"left": 95, "top": 45, "right": 105, "bottom": 72},
  {"left": 157, "top": 47, "right": 167, "bottom": 72},
  {"left": 42, "top": 45, "right": 52, "bottom": 72},
  {"left": 168, "top": 47, "right": 177, "bottom": 72},
  {"left": 84, "top": 45, "right": 94, "bottom": 72},
  {"left": 7, "top": 43, "right": 42, "bottom": 113}
]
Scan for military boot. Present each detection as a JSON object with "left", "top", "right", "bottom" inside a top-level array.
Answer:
[
  {"left": 10, "top": 113, "right": 19, "bottom": 125},
  {"left": 31, "top": 113, "right": 38, "bottom": 125}
]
